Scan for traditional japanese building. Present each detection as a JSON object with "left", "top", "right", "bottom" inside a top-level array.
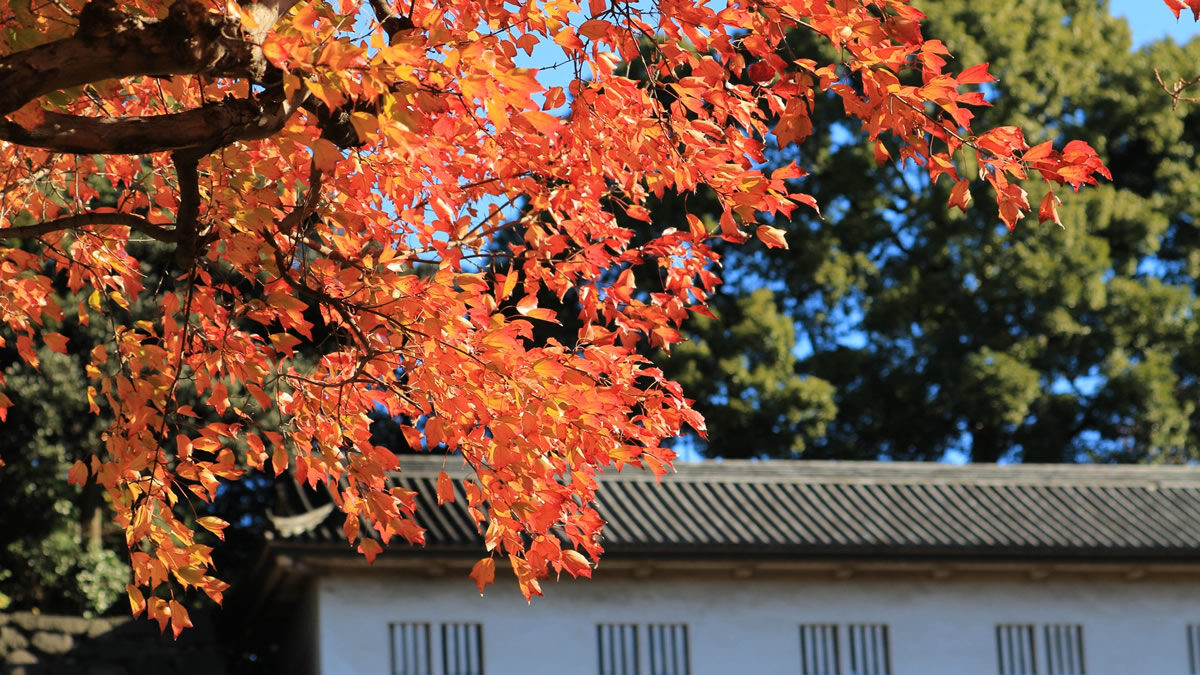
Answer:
[{"left": 243, "top": 457, "right": 1200, "bottom": 675}]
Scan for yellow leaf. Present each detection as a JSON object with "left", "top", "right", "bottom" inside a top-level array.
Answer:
[
  {"left": 173, "top": 565, "right": 206, "bottom": 586},
  {"left": 108, "top": 291, "right": 129, "bottom": 310},
  {"left": 311, "top": 137, "right": 341, "bottom": 172},
  {"left": 272, "top": 444, "right": 289, "bottom": 476},
  {"left": 197, "top": 516, "right": 229, "bottom": 541},
  {"left": 126, "top": 584, "right": 145, "bottom": 617}
]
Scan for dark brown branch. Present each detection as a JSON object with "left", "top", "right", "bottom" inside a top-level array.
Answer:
[
  {"left": 171, "top": 150, "right": 204, "bottom": 266},
  {"left": 0, "top": 1, "right": 268, "bottom": 118},
  {"left": 0, "top": 88, "right": 302, "bottom": 154},
  {"left": 0, "top": 212, "right": 179, "bottom": 242},
  {"left": 366, "top": 0, "right": 416, "bottom": 43},
  {"left": 279, "top": 164, "right": 323, "bottom": 236}
]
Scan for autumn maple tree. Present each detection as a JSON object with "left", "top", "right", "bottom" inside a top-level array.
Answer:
[{"left": 0, "top": 0, "right": 1111, "bottom": 635}]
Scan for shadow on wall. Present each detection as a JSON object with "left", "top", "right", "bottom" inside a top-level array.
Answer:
[{"left": 0, "top": 611, "right": 228, "bottom": 675}]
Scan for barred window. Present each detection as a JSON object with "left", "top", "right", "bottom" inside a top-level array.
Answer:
[
  {"left": 596, "top": 623, "right": 689, "bottom": 675},
  {"left": 598, "top": 623, "right": 640, "bottom": 675},
  {"left": 798, "top": 624, "right": 841, "bottom": 675},
  {"left": 1042, "top": 624, "right": 1084, "bottom": 675},
  {"left": 797, "top": 623, "right": 890, "bottom": 675},
  {"left": 994, "top": 623, "right": 1085, "bottom": 675},
  {"left": 389, "top": 622, "right": 482, "bottom": 675},
  {"left": 996, "top": 624, "right": 1037, "bottom": 675},
  {"left": 391, "top": 623, "right": 432, "bottom": 675},
  {"left": 846, "top": 624, "right": 891, "bottom": 675},
  {"left": 647, "top": 624, "right": 690, "bottom": 675},
  {"left": 441, "top": 623, "right": 484, "bottom": 675}
]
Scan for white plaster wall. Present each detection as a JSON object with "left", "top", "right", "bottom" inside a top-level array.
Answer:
[{"left": 315, "top": 571, "right": 1200, "bottom": 675}]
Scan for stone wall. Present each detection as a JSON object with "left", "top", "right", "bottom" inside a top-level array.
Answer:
[{"left": 0, "top": 610, "right": 228, "bottom": 675}]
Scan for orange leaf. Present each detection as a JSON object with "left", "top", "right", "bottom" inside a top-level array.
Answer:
[
  {"left": 197, "top": 516, "right": 229, "bottom": 541},
  {"left": 312, "top": 137, "right": 341, "bottom": 172},
  {"left": 67, "top": 459, "right": 89, "bottom": 486},
  {"left": 292, "top": 1, "right": 320, "bottom": 32},
  {"left": 469, "top": 557, "right": 495, "bottom": 594},
  {"left": 948, "top": 179, "right": 972, "bottom": 212},
  {"left": 358, "top": 538, "right": 383, "bottom": 564},
  {"left": 521, "top": 110, "right": 561, "bottom": 134},
  {"left": 578, "top": 19, "right": 611, "bottom": 40},
  {"left": 957, "top": 62, "right": 995, "bottom": 85},
  {"left": 210, "top": 380, "right": 229, "bottom": 417},
  {"left": 553, "top": 26, "right": 584, "bottom": 51},
  {"left": 272, "top": 444, "right": 289, "bottom": 476},
  {"left": 755, "top": 225, "right": 788, "bottom": 249},
  {"left": 9, "top": 99, "right": 45, "bottom": 131},
  {"left": 1038, "top": 190, "right": 1062, "bottom": 227},
  {"left": 436, "top": 470, "right": 456, "bottom": 505},
  {"left": 561, "top": 549, "right": 592, "bottom": 578},
  {"left": 169, "top": 600, "right": 192, "bottom": 639},
  {"left": 43, "top": 332, "right": 68, "bottom": 354},
  {"left": 873, "top": 140, "right": 891, "bottom": 166},
  {"left": 261, "top": 38, "right": 289, "bottom": 66},
  {"left": 515, "top": 294, "right": 539, "bottom": 315}
]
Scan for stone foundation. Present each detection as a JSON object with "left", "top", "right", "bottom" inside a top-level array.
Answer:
[{"left": 0, "top": 611, "right": 227, "bottom": 675}]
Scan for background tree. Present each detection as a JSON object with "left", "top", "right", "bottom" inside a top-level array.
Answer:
[{"left": 655, "top": 0, "right": 1200, "bottom": 463}]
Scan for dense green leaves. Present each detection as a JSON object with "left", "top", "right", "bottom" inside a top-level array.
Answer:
[{"left": 661, "top": 0, "right": 1200, "bottom": 463}]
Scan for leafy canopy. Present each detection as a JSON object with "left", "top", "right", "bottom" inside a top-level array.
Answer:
[{"left": 0, "top": 0, "right": 1108, "bottom": 634}]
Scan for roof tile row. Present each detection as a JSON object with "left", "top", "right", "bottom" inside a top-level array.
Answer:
[{"left": 271, "top": 457, "right": 1200, "bottom": 560}]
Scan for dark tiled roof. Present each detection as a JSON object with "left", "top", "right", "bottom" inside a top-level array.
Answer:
[{"left": 270, "top": 457, "right": 1200, "bottom": 561}]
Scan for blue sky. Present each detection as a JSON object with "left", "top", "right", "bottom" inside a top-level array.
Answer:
[{"left": 1110, "top": 0, "right": 1200, "bottom": 46}]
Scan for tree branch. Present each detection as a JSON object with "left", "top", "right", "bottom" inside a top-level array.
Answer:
[
  {"left": 1155, "top": 68, "right": 1200, "bottom": 110},
  {"left": 278, "top": 163, "right": 323, "bottom": 236},
  {"left": 0, "top": 88, "right": 302, "bottom": 154},
  {"left": 366, "top": 0, "right": 416, "bottom": 43},
  {"left": 171, "top": 150, "right": 204, "bottom": 266},
  {"left": 0, "top": 1, "right": 270, "bottom": 118},
  {"left": 0, "top": 212, "right": 179, "bottom": 242}
]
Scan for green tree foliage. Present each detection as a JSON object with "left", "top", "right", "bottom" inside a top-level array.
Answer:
[{"left": 660, "top": 0, "right": 1200, "bottom": 462}]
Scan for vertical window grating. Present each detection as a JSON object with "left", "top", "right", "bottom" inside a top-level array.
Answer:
[
  {"left": 390, "top": 623, "right": 432, "bottom": 675},
  {"left": 1189, "top": 625, "right": 1200, "bottom": 675},
  {"left": 846, "top": 624, "right": 891, "bottom": 675},
  {"left": 647, "top": 623, "right": 690, "bottom": 675},
  {"left": 1042, "top": 624, "right": 1084, "bottom": 675},
  {"left": 441, "top": 623, "right": 483, "bottom": 675},
  {"left": 598, "top": 624, "right": 640, "bottom": 675},
  {"left": 995, "top": 624, "right": 1037, "bottom": 675},
  {"left": 799, "top": 624, "right": 841, "bottom": 675}
]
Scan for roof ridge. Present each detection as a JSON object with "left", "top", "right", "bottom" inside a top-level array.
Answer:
[{"left": 387, "top": 455, "right": 1200, "bottom": 488}]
